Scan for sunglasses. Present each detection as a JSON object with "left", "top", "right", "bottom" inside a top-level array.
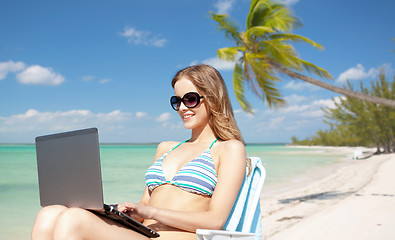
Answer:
[{"left": 170, "top": 92, "right": 204, "bottom": 111}]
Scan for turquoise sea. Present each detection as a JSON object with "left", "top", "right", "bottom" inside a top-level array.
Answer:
[{"left": 0, "top": 144, "right": 346, "bottom": 240}]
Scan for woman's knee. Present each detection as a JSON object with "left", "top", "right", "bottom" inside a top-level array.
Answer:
[
  {"left": 52, "top": 208, "right": 95, "bottom": 239},
  {"left": 32, "top": 205, "right": 68, "bottom": 239}
]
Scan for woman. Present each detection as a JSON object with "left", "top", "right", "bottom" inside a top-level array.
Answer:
[{"left": 32, "top": 64, "right": 247, "bottom": 240}]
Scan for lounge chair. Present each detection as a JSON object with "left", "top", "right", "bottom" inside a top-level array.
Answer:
[{"left": 196, "top": 157, "right": 266, "bottom": 240}]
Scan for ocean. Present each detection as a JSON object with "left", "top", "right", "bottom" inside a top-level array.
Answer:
[{"left": 0, "top": 144, "right": 347, "bottom": 239}]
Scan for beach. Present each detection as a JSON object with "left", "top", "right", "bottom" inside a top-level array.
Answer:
[
  {"left": 1, "top": 144, "right": 394, "bottom": 239},
  {"left": 261, "top": 147, "right": 395, "bottom": 239}
]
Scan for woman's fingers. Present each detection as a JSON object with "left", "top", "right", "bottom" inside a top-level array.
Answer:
[
  {"left": 117, "top": 202, "right": 138, "bottom": 213},
  {"left": 123, "top": 202, "right": 137, "bottom": 210},
  {"left": 116, "top": 202, "right": 144, "bottom": 222},
  {"left": 117, "top": 202, "right": 155, "bottom": 220}
]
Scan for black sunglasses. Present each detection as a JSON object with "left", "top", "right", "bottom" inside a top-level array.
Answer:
[{"left": 170, "top": 92, "right": 204, "bottom": 111}]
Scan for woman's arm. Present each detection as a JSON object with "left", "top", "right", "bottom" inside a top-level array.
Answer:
[{"left": 123, "top": 140, "right": 246, "bottom": 232}]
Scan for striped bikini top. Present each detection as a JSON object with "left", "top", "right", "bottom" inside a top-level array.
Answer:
[{"left": 145, "top": 139, "right": 218, "bottom": 196}]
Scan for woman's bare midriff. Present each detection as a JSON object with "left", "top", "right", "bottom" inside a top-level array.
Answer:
[{"left": 143, "top": 184, "right": 211, "bottom": 239}]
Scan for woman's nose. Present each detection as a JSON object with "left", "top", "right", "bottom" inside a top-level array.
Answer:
[{"left": 178, "top": 101, "right": 188, "bottom": 111}]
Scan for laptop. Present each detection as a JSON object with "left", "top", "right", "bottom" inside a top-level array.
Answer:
[{"left": 35, "top": 127, "right": 159, "bottom": 238}]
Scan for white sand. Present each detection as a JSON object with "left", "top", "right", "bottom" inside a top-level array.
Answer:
[{"left": 260, "top": 147, "right": 395, "bottom": 240}]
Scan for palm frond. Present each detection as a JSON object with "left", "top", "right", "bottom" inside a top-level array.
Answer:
[
  {"left": 247, "top": 0, "right": 261, "bottom": 21},
  {"left": 210, "top": 11, "right": 242, "bottom": 43},
  {"left": 217, "top": 47, "right": 243, "bottom": 61},
  {"left": 244, "top": 62, "right": 265, "bottom": 98},
  {"left": 245, "top": 53, "right": 285, "bottom": 107},
  {"left": 246, "top": 26, "right": 275, "bottom": 40},
  {"left": 247, "top": 0, "right": 273, "bottom": 28},
  {"left": 233, "top": 61, "right": 253, "bottom": 113},
  {"left": 299, "top": 58, "right": 333, "bottom": 79},
  {"left": 287, "top": 55, "right": 333, "bottom": 79},
  {"left": 269, "top": 33, "right": 324, "bottom": 50},
  {"left": 245, "top": 53, "right": 278, "bottom": 83},
  {"left": 244, "top": 52, "right": 268, "bottom": 60},
  {"left": 248, "top": 1, "right": 296, "bottom": 32},
  {"left": 259, "top": 40, "right": 299, "bottom": 69},
  {"left": 264, "top": 4, "right": 296, "bottom": 32}
]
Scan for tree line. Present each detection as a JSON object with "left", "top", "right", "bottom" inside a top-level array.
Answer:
[{"left": 291, "top": 70, "right": 395, "bottom": 154}]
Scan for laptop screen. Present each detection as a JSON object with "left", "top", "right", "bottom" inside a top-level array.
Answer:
[{"left": 35, "top": 128, "right": 104, "bottom": 209}]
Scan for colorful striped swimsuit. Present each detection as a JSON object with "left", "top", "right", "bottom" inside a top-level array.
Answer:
[{"left": 145, "top": 139, "right": 218, "bottom": 196}]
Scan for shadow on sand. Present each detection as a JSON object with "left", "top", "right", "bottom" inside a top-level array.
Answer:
[{"left": 278, "top": 191, "right": 355, "bottom": 204}]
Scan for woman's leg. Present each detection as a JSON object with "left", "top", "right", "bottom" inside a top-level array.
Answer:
[
  {"left": 52, "top": 207, "right": 150, "bottom": 240},
  {"left": 32, "top": 205, "right": 68, "bottom": 240}
]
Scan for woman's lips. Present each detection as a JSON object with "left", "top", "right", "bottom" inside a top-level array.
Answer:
[{"left": 182, "top": 114, "right": 194, "bottom": 121}]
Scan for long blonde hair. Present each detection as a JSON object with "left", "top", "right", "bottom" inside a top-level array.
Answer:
[{"left": 171, "top": 64, "right": 244, "bottom": 144}]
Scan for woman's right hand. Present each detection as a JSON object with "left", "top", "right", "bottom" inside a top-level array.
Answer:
[{"left": 117, "top": 202, "right": 145, "bottom": 223}]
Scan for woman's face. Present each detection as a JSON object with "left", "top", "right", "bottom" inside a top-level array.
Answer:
[{"left": 173, "top": 77, "right": 209, "bottom": 130}]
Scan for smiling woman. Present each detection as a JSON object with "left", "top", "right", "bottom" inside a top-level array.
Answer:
[{"left": 31, "top": 64, "right": 248, "bottom": 240}]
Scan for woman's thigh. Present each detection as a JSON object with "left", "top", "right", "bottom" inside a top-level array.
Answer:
[{"left": 53, "top": 207, "right": 150, "bottom": 240}]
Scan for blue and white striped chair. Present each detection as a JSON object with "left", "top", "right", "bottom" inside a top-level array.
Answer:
[{"left": 196, "top": 157, "right": 266, "bottom": 240}]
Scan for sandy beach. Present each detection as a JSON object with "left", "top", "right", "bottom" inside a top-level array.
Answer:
[{"left": 260, "top": 147, "right": 395, "bottom": 240}]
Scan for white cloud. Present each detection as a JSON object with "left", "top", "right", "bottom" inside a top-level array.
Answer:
[
  {"left": 0, "top": 60, "right": 25, "bottom": 80},
  {"left": 336, "top": 64, "right": 374, "bottom": 83},
  {"left": 267, "top": 116, "right": 285, "bottom": 129},
  {"left": 284, "top": 94, "right": 307, "bottom": 103},
  {"left": 336, "top": 63, "right": 395, "bottom": 83},
  {"left": 0, "top": 109, "right": 191, "bottom": 143},
  {"left": 335, "top": 63, "right": 395, "bottom": 83},
  {"left": 82, "top": 75, "right": 95, "bottom": 81},
  {"left": 276, "top": 98, "right": 335, "bottom": 117},
  {"left": 120, "top": 26, "right": 167, "bottom": 47},
  {"left": 99, "top": 78, "right": 112, "bottom": 84},
  {"left": 284, "top": 80, "right": 319, "bottom": 91},
  {"left": 278, "top": 104, "right": 310, "bottom": 114},
  {"left": 0, "top": 61, "right": 67, "bottom": 86},
  {"left": 16, "top": 65, "right": 65, "bottom": 86},
  {"left": 136, "top": 112, "right": 148, "bottom": 118},
  {"left": 214, "top": 0, "right": 236, "bottom": 15},
  {"left": 0, "top": 109, "right": 132, "bottom": 134},
  {"left": 191, "top": 55, "right": 239, "bottom": 71},
  {"left": 156, "top": 112, "right": 171, "bottom": 122}
]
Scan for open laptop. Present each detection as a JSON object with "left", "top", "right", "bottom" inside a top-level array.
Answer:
[{"left": 35, "top": 127, "right": 159, "bottom": 238}]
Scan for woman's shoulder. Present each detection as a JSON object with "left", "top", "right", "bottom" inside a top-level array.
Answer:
[
  {"left": 157, "top": 140, "right": 183, "bottom": 149},
  {"left": 214, "top": 139, "right": 246, "bottom": 161},
  {"left": 155, "top": 141, "right": 182, "bottom": 156},
  {"left": 216, "top": 139, "right": 245, "bottom": 152},
  {"left": 214, "top": 139, "right": 246, "bottom": 173}
]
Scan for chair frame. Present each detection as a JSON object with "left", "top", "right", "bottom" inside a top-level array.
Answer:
[{"left": 196, "top": 160, "right": 266, "bottom": 239}]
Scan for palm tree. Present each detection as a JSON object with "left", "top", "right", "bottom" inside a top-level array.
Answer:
[{"left": 210, "top": 0, "right": 395, "bottom": 113}]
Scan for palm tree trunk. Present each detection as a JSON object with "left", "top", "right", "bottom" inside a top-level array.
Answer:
[{"left": 269, "top": 61, "right": 395, "bottom": 108}]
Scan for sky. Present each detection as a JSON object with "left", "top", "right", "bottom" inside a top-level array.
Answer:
[{"left": 0, "top": 0, "right": 394, "bottom": 144}]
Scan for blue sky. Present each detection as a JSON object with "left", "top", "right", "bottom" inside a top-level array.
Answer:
[{"left": 0, "top": 0, "right": 394, "bottom": 143}]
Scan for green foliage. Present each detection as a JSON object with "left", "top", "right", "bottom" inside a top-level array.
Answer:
[
  {"left": 292, "top": 70, "right": 395, "bottom": 152},
  {"left": 211, "top": 0, "right": 330, "bottom": 112}
]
